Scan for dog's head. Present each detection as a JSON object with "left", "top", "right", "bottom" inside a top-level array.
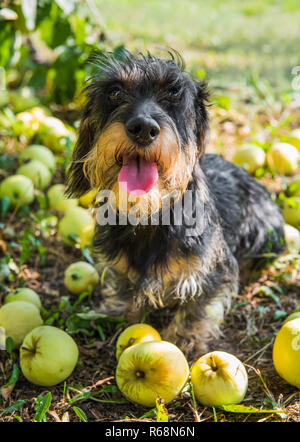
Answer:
[{"left": 67, "top": 50, "right": 209, "bottom": 216}]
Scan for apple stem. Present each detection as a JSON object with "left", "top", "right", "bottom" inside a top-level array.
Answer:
[
  {"left": 135, "top": 370, "right": 145, "bottom": 379},
  {"left": 210, "top": 355, "right": 218, "bottom": 371},
  {"left": 21, "top": 346, "right": 34, "bottom": 353}
]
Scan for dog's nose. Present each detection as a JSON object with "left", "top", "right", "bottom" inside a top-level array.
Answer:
[{"left": 125, "top": 116, "right": 160, "bottom": 145}]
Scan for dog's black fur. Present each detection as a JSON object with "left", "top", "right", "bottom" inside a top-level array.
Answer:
[{"left": 67, "top": 50, "right": 285, "bottom": 354}]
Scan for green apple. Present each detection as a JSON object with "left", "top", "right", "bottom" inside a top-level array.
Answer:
[
  {"left": 79, "top": 189, "right": 99, "bottom": 208},
  {"left": 287, "top": 174, "right": 300, "bottom": 197},
  {"left": 116, "top": 323, "right": 162, "bottom": 360},
  {"left": 64, "top": 261, "right": 99, "bottom": 294},
  {"left": 272, "top": 318, "right": 300, "bottom": 387},
  {"left": 116, "top": 340, "right": 189, "bottom": 407},
  {"left": 284, "top": 224, "right": 300, "bottom": 254},
  {"left": 282, "top": 198, "right": 300, "bottom": 227},
  {"left": 19, "top": 144, "right": 56, "bottom": 174},
  {"left": 20, "top": 325, "right": 79, "bottom": 386},
  {"left": 267, "top": 142, "right": 300, "bottom": 175},
  {"left": 233, "top": 144, "right": 266, "bottom": 174},
  {"left": 17, "top": 160, "right": 52, "bottom": 190},
  {"left": 190, "top": 351, "right": 248, "bottom": 406},
  {"left": 0, "top": 174, "right": 34, "bottom": 208},
  {"left": 14, "top": 111, "right": 40, "bottom": 138},
  {"left": 39, "top": 116, "right": 75, "bottom": 153},
  {"left": 47, "top": 184, "right": 78, "bottom": 213},
  {"left": 58, "top": 207, "right": 95, "bottom": 248},
  {"left": 4, "top": 288, "right": 42, "bottom": 310},
  {"left": 0, "top": 301, "right": 43, "bottom": 347}
]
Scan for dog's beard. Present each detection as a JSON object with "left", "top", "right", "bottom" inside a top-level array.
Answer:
[{"left": 82, "top": 122, "right": 197, "bottom": 218}]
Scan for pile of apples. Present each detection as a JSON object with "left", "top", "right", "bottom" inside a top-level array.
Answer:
[
  {"left": 0, "top": 288, "right": 78, "bottom": 387},
  {"left": 0, "top": 107, "right": 98, "bottom": 250},
  {"left": 114, "top": 324, "right": 248, "bottom": 407},
  {"left": 233, "top": 136, "right": 300, "bottom": 253}
]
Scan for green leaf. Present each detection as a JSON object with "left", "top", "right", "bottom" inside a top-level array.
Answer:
[
  {"left": 0, "top": 196, "right": 10, "bottom": 216},
  {"left": 217, "top": 404, "right": 285, "bottom": 414},
  {"left": 72, "top": 406, "right": 88, "bottom": 422},
  {"left": 33, "top": 392, "right": 52, "bottom": 422},
  {"left": 0, "top": 399, "right": 25, "bottom": 417},
  {"left": 3, "top": 363, "right": 19, "bottom": 387},
  {"left": 5, "top": 337, "right": 14, "bottom": 356}
]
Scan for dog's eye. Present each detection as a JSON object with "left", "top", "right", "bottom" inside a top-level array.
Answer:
[
  {"left": 108, "top": 87, "right": 122, "bottom": 102},
  {"left": 165, "top": 86, "right": 182, "bottom": 102}
]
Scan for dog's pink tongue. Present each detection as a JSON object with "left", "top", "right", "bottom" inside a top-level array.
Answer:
[{"left": 118, "top": 156, "right": 158, "bottom": 196}]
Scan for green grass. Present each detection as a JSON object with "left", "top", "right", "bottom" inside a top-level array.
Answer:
[{"left": 96, "top": 0, "right": 300, "bottom": 95}]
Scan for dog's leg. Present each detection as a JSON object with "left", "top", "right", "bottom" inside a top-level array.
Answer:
[{"left": 161, "top": 278, "right": 238, "bottom": 356}]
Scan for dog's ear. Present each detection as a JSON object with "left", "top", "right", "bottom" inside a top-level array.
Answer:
[
  {"left": 194, "top": 80, "right": 210, "bottom": 156},
  {"left": 66, "top": 110, "right": 94, "bottom": 198}
]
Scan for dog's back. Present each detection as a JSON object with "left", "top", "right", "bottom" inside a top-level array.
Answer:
[{"left": 202, "top": 153, "right": 285, "bottom": 263}]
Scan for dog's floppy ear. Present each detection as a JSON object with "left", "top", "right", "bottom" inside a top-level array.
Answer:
[
  {"left": 194, "top": 80, "right": 210, "bottom": 156},
  {"left": 66, "top": 109, "right": 95, "bottom": 198}
]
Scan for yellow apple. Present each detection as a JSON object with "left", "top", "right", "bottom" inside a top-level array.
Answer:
[
  {"left": 283, "top": 224, "right": 300, "bottom": 253},
  {"left": 190, "top": 351, "right": 248, "bottom": 406},
  {"left": 116, "top": 323, "right": 162, "bottom": 360},
  {"left": 19, "top": 144, "right": 56, "bottom": 174},
  {"left": 20, "top": 325, "right": 79, "bottom": 386},
  {"left": 14, "top": 111, "right": 40, "bottom": 138},
  {"left": 4, "top": 288, "right": 42, "bottom": 310},
  {"left": 39, "top": 116, "right": 75, "bottom": 153},
  {"left": 0, "top": 174, "right": 35, "bottom": 208},
  {"left": 116, "top": 340, "right": 189, "bottom": 407},
  {"left": 272, "top": 318, "right": 300, "bottom": 387},
  {"left": 47, "top": 184, "right": 78, "bottom": 213},
  {"left": 79, "top": 189, "right": 99, "bottom": 208},
  {"left": 64, "top": 261, "right": 99, "bottom": 294},
  {"left": 233, "top": 144, "right": 266, "bottom": 174},
  {"left": 58, "top": 207, "right": 95, "bottom": 248},
  {"left": 289, "top": 128, "right": 300, "bottom": 151},
  {"left": 267, "top": 142, "right": 300, "bottom": 175},
  {"left": 17, "top": 160, "right": 52, "bottom": 190},
  {"left": 0, "top": 301, "right": 43, "bottom": 347},
  {"left": 282, "top": 198, "right": 300, "bottom": 227},
  {"left": 282, "top": 310, "right": 300, "bottom": 325}
]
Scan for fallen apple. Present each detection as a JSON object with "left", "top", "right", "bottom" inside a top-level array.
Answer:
[
  {"left": 287, "top": 174, "right": 300, "bottom": 197},
  {"left": 233, "top": 144, "right": 266, "bottom": 174},
  {"left": 282, "top": 309, "right": 300, "bottom": 325},
  {"left": 58, "top": 206, "right": 95, "bottom": 248},
  {"left": 289, "top": 128, "right": 300, "bottom": 151},
  {"left": 282, "top": 198, "right": 300, "bottom": 227},
  {"left": 272, "top": 318, "right": 300, "bottom": 387},
  {"left": 19, "top": 144, "right": 56, "bottom": 174},
  {"left": 190, "top": 351, "right": 248, "bottom": 406},
  {"left": 0, "top": 174, "right": 35, "bottom": 208},
  {"left": 283, "top": 224, "right": 300, "bottom": 254},
  {"left": 0, "top": 301, "right": 43, "bottom": 347},
  {"left": 116, "top": 323, "right": 162, "bottom": 360},
  {"left": 266, "top": 142, "right": 300, "bottom": 175},
  {"left": 64, "top": 261, "right": 99, "bottom": 294},
  {"left": 17, "top": 160, "right": 52, "bottom": 190},
  {"left": 39, "top": 116, "right": 75, "bottom": 153},
  {"left": 47, "top": 184, "right": 78, "bottom": 213},
  {"left": 79, "top": 189, "right": 99, "bottom": 208},
  {"left": 4, "top": 287, "right": 42, "bottom": 310},
  {"left": 116, "top": 340, "right": 189, "bottom": 407},
  {"left": 14, "top": 111, "right": 40, "bottom": 138},
  {"left": 20, "top": 325, "right": 79, "bottom": 386}
]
